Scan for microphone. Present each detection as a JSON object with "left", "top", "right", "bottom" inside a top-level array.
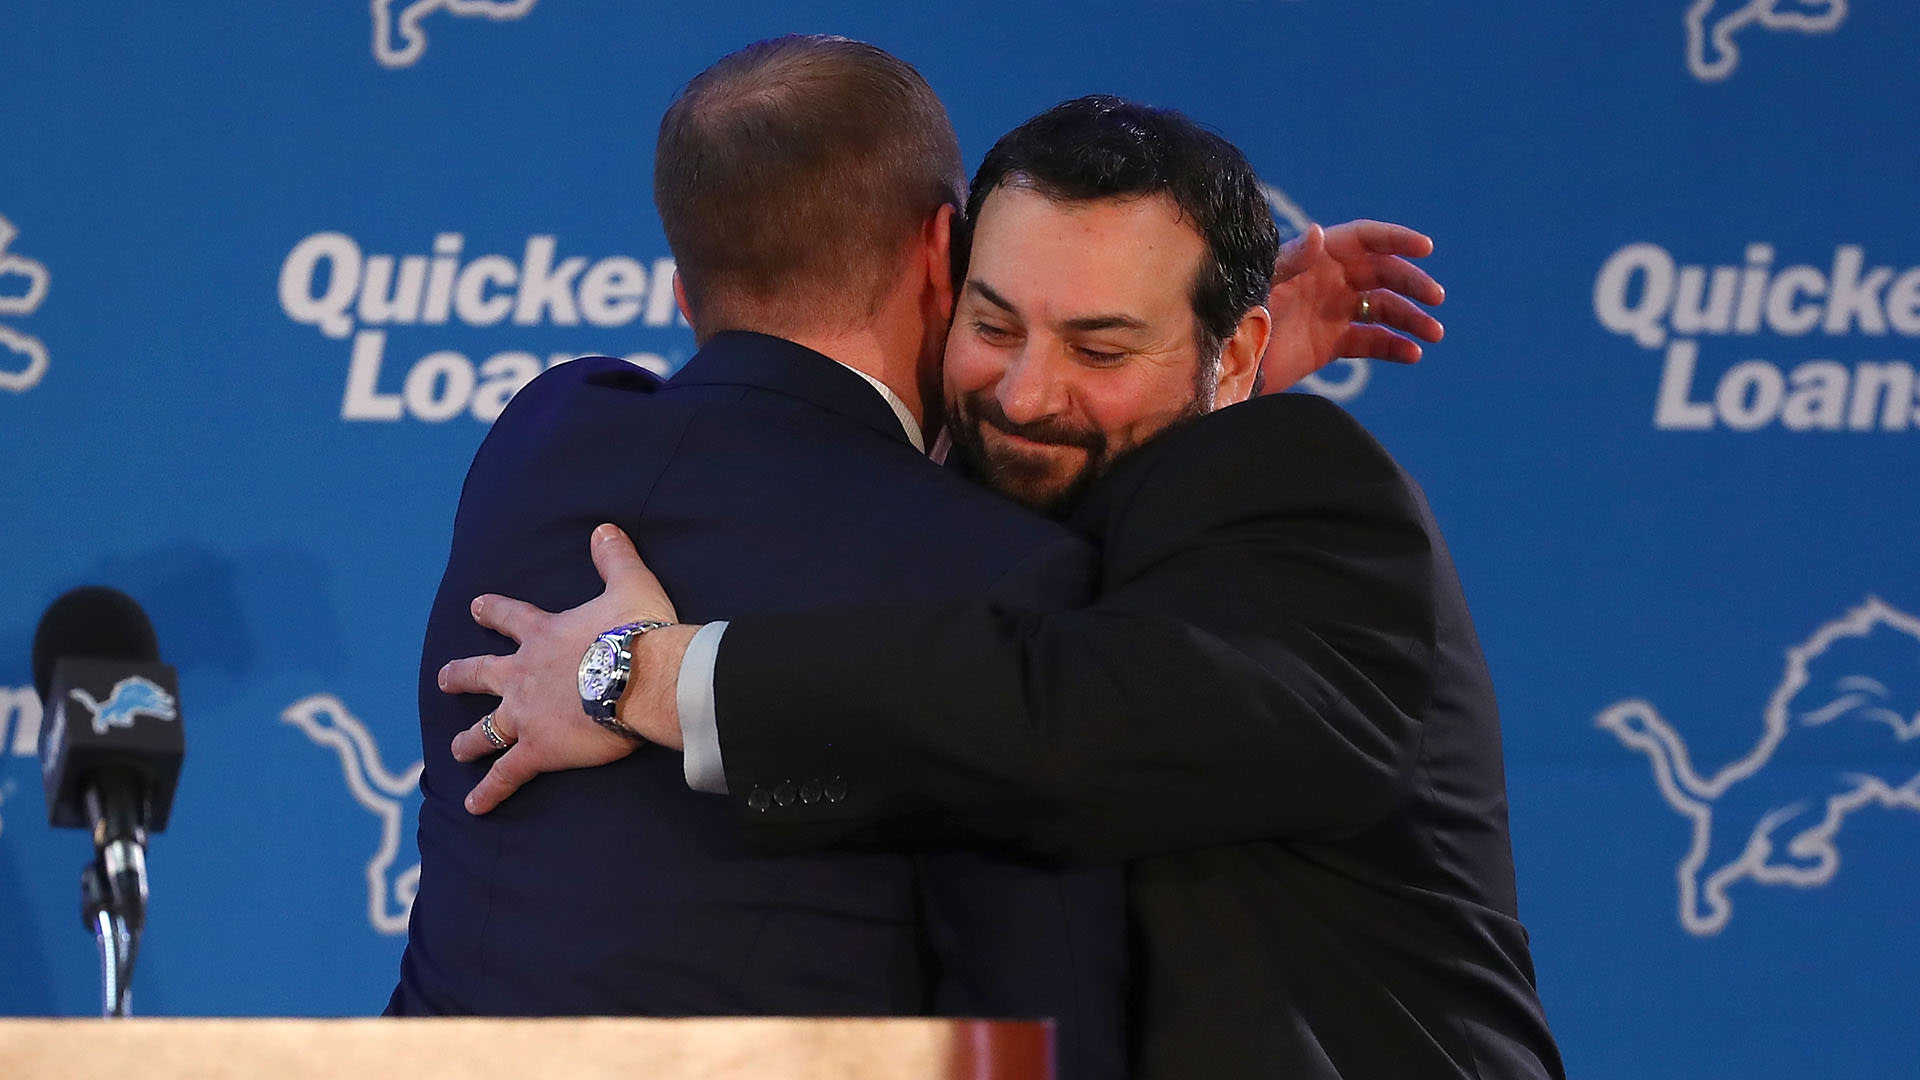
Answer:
[{"left": 33, "top": 586, "right": 185, "bottom": 941}]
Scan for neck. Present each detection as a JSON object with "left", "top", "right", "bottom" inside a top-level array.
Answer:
[{"left": 780, "top": 319, "right": 929, "bottom": 429}]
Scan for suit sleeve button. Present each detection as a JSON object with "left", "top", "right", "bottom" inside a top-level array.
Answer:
[
  {"left": 799, "top": 780, "right": 823, "bottom": 804},
  {"left": 747, "top": 786, "right": 771, "bottom": 812},
  {"left": 773, "top": 781, "right": 798, "bottom": 807},
  {"left": 824, "top": 776, "right": 848, "bottom": 803}
]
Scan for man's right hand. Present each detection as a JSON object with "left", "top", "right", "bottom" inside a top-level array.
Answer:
[{"left": 441, "top": 524, "right": 695, "bottom": 814}]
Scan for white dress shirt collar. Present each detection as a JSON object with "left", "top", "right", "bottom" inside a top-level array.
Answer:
[{"left": 835, "top": 362, "right": 925, "bottom": 454}]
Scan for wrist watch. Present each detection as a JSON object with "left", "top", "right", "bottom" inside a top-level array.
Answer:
[{"left": 577, "top": 620, "right": 676, "bottom": 741}]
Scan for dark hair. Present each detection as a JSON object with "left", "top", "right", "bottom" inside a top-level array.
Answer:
[
  {"left": 956, "top": 95, "right": 1278, "bottom": 361},
  {"left": 654, "top": 36, "right": 964, "bottom": 339}
]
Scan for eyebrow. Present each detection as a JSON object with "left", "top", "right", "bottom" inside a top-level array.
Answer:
[{"left": 967, "top": 278, "right": 1150, "bottom": 334}]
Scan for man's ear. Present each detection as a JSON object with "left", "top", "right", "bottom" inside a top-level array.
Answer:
[
  {"left": 1215, "top": 305, "right": 1272, "bottom": 407},
  {"left": 672, "top": 271, "right": 695, "bottom": 333},
  {"left": 924, "top": 203, "right": 956, "bottom": 324}
]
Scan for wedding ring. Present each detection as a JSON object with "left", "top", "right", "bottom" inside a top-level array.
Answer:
[
  {"left": 481, "top": 712, "right": 510, "bottom": 749},
  {"left": 1356, "top": 292, "right": 1373, "bottom": 324}
]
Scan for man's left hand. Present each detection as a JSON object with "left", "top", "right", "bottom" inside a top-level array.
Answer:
[
  {"left": 442, "top": 523, "right": 686, "bottom": 814},
  {"left": 1260, "top": 219, "right": 1446, "bottom": 393}
]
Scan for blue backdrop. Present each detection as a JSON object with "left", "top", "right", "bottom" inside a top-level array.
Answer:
[{"left": 4, "top": 4, "right": 1915, "bottom": 1077}]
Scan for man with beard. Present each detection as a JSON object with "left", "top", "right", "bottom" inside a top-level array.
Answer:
[
  {"left": 398, "top": 36, "right": 1433, "bottom": 1079},
  {"left": 443, "top": 93, "right": 1562, "bottom": 1078}
]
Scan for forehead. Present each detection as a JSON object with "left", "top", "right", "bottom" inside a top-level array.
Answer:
[{"left": 967, "top": 185, "right": 1206, "bottom": 323}]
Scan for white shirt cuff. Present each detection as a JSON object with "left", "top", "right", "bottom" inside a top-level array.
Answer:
[{"left": 677, "top": 620, "right": 731, "bottom": 794}]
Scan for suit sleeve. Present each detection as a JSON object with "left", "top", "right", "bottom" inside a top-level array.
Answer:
[{"left": 716, "top": 396, "right": 1438, "bottom": 860}]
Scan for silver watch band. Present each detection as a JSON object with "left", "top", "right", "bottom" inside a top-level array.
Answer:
[{"left": 580, "top": 619, "right": 676, "bottom": 739}]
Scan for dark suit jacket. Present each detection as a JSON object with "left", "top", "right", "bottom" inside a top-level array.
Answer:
[
  {"left": 390, "top": 334, "right": 1127, "bottom": 1079},
  {"left": 711, "top": 393, "right": 1565, "bottom": 1079}
]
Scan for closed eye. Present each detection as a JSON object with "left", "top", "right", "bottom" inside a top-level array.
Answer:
[{"left": 971, "top": 319, "right": 1017, "bottom": 343}]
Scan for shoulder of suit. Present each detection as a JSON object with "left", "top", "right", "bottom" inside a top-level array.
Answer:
[
  {"left": 480, "top": 355, "right": 666, "bottom": 434},
  {"left": 1135, "top": 390, "right": 1407, "bottom": 495},
  {"left": 462, "top": 356, "right": 679, "bottom": 479},
  {"left": 1070, "top": 389, "right": 1430, "bottom": 561},
  {"left": 514, "top": 354, "right": 663, "bottom": 405}
]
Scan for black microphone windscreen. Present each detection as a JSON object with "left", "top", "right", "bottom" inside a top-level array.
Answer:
[{"left": 31, "top": 586, "right": 159, "bottom": 701}]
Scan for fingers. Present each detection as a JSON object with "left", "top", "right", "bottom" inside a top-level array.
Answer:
[
  {"left": 1271, "top": 223, "right": 1325, "bottom": 286},
  {"left": 1366, "top": 290, "right": 1446, "bottom": 345},
  {"left": 1369, "top": 254, "right": 1446, "bottom": 307},
  {"left": 1329, "top": 219, "right": 1435, "bottom": 259},
  {"left": 1338, "top": 324, "right": 1426, "bottom": 366},
  {"left": 464, "top": 745, "right": 542, "bottom": 815},
  {"left": 589, "top": 523, "right": 645, "bottom": 586},
  {"left": 589, "top": 523, "right": 678, "bottom": 622},
  {"left": 1330, "top": 252, "right": 1443, "bottom": 308},
  {"left": 439, "top": 652, "right": 504, "bottom": 696},
  {"left": 450, "top": 711, "right": 510, "bottom": 763},
  {"left": 468, "top": 593, "right": 548, "bottom": 643},
  {"left": 1359, "top": 221, "right": 1434, "bottom": 259},
  {"left": 1343, "top": 288, "right": 1441, "bottom": 363},
  {"left": 1323, "top": 220, "right": 1445, "bottom": 306}
]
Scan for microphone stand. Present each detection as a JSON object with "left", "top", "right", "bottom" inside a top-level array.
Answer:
[
  {"left": 81, "top": 859, "right": 139, "bottom": 1017},
  {"left": 81, "top": 782, "right": 148, "bottom": 1019}
]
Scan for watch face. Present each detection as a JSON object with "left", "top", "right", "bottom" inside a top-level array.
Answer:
[{"left": 579, "top": 638, "right": 619, "bottom": 700}]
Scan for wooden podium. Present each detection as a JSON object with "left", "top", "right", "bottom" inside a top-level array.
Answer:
[{"left": 0, "top": 1017, "right": 1052, "bottom": 1079}]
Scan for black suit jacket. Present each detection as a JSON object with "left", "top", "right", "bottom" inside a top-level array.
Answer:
[
  {"left": 712, "top": 393, "right": 1564, "bottom": 1079},
  {"left": 391, "top": 334, "right": 1127, "bottom": 1079}
]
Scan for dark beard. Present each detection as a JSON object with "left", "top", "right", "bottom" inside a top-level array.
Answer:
[
  {"left": 943, "top": 391, "right": 1208, "bottom": 519},
  {"left": 945, "top": 350, "right": 1222, "bottom": 517},
  {"left": 945, "top": 391, "right": 1109, "bottom": 518}
]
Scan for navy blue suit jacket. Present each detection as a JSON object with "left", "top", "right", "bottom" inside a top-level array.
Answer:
[{"left": 390, "top": 334, "right": 1127, "bottom": 1078}]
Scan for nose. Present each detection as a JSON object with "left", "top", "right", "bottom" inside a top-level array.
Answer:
[{"left": 996, "top": 344, "right": 1070, "bottom": 426}]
